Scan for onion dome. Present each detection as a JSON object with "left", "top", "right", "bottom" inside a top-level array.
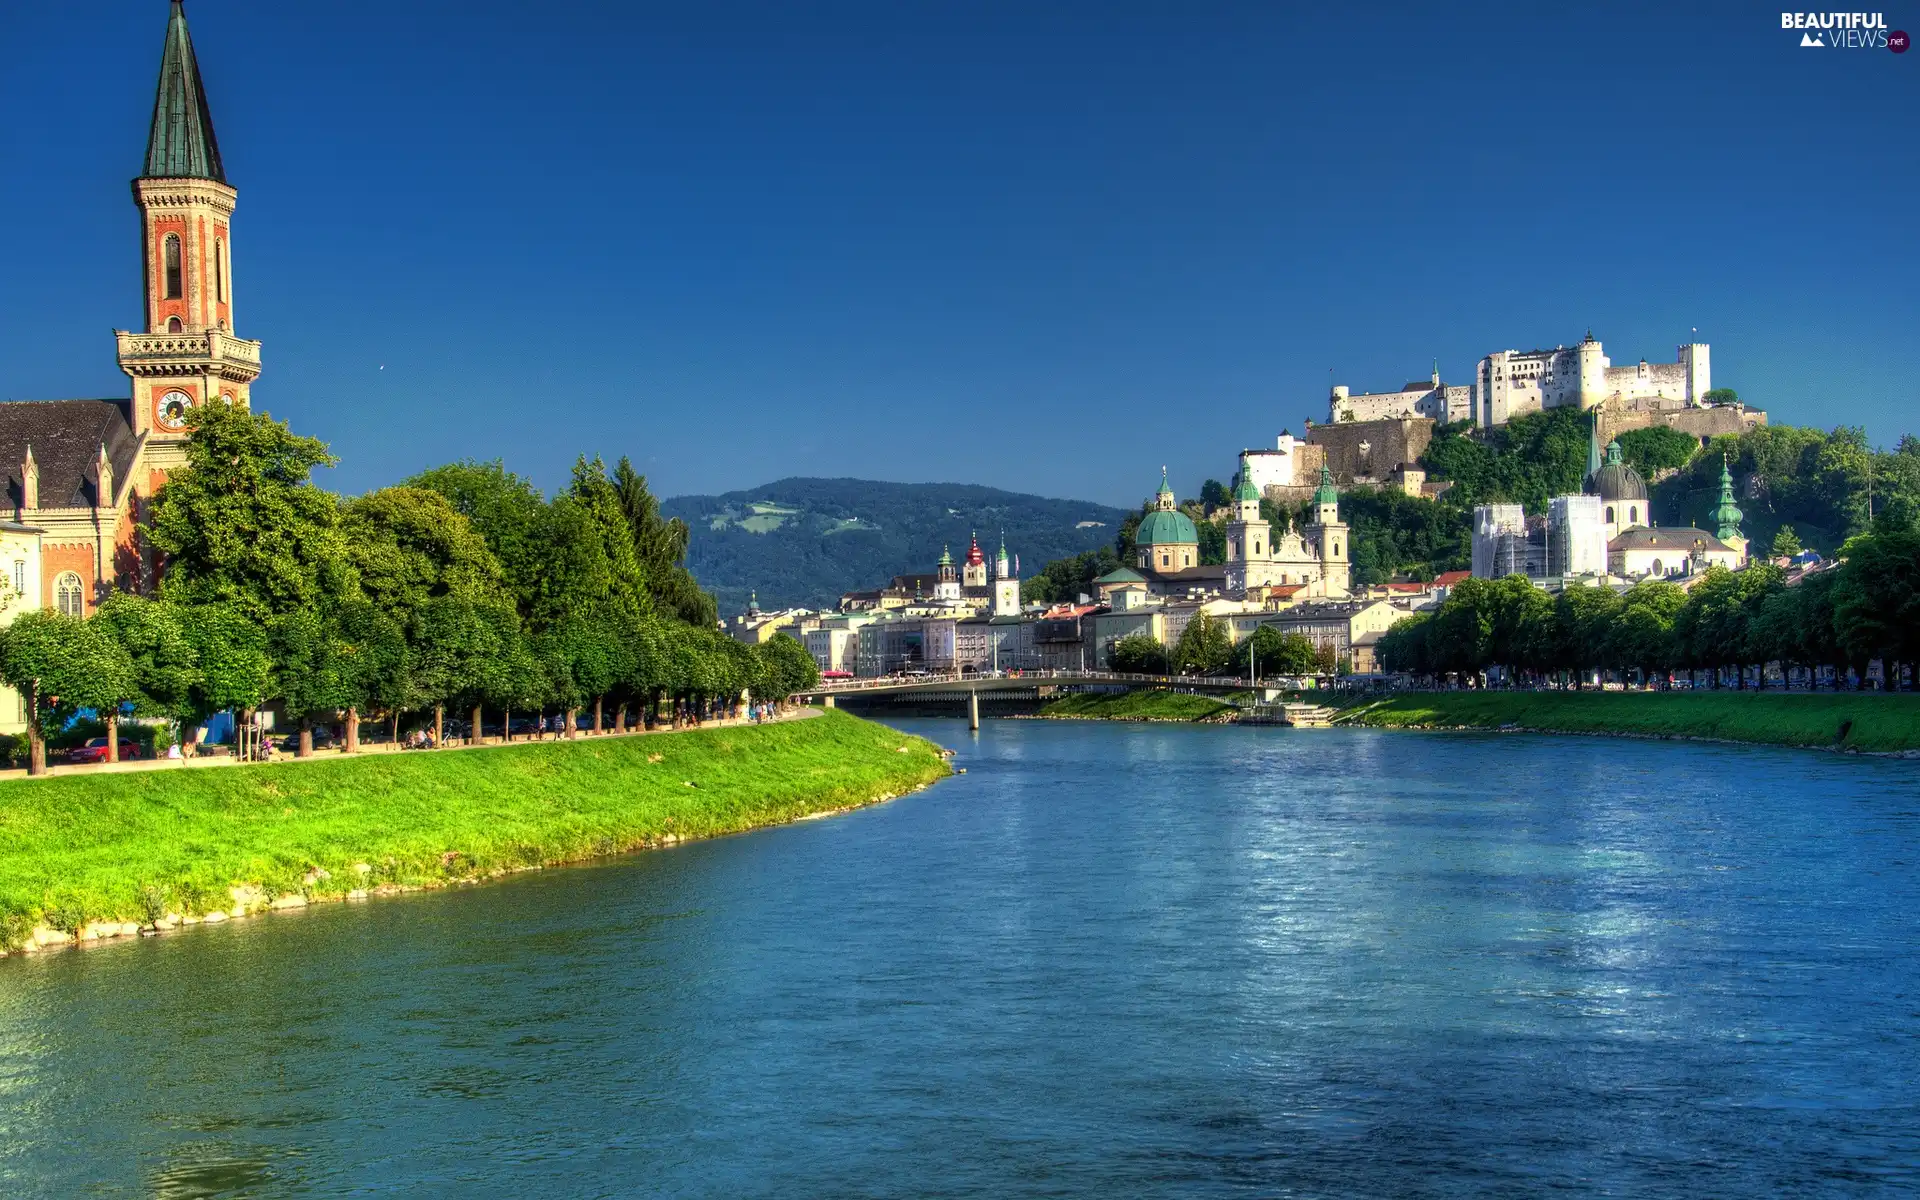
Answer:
[
  {"left": 1313, "top": 463, "right": 1340, "bottom": 507},
  {"left": 1586, "top": 440, "right": 1648, "bottom": 502},
  {"left": 938, "top": 545, "right": 953, "bottom": 567},
  {"left": 1234, "top": 457, "right": 1261, "bottom": 503}
]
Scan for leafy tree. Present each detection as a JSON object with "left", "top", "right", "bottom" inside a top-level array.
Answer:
[
  {"left": 1233, "top": 626, "right": 1318, "bottom": 678},
  {"left": 94, "top": 594, "right": 200, "bottom": 732},
  {"left": 341, "top": 486, "right": 506, "bottom": 621},
  {"left": 1702, "top": 388, "right": 1739, "bottom": 405},
  {"left": 1615, "top": 426, "right": 1700, "bottom": 477},
  {"left": 1107, "top": 633, "right": 1168, "bottom": 674},
  {"left": 1199, "top": 479, "right": 1231, "bottom": 511},
  {"left": 1832, "top": 526, "right": 1920, "bottom": 685},
  {"left": 145, "top": 402, "right": 355, "bottom": 623},
  {"left": 1171, "top": 611, "right": 1233, "bottom": 675},
  {"left": 406, "top": 459, "right": 550, "bottom": 619},
  {"left": 0, "top": 612, "right": 136, "bottom": 774},
  {"left": 1377, "top": 611, "right": 1433, "bottom": 676},
  {"left": 175, "top": 602, "right": 272, "bottom": 741},
  {"left": 1421, "top": 407, "right": 1590, "bottom": 513},
  {"left": 1021, "top": 546, "right": 1122, "bottom": 605},
  {"left": 1551, "top": 584, "right": 1622, "bottom": 683},
  {"left": 755, "top": 632, "right": 819, "bottom": 702},
  {"left": 1194, "top": 513, "right": 1227, "bottom": 567},
  {"left": 1339, "top": 487, "right": 1470, "bottom": 586},
  {"left": 1607, "top": 581, "right": 1686, "bottom": 684},
  {"left": 1769, "top": 527, "right": 1803, "bottom": 559}
]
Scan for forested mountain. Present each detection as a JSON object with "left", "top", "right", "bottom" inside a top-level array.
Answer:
[{"left": 662, "top": 478, "right": 1132, "bottom": 613}]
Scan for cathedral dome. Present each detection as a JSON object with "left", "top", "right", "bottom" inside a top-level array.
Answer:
[
  {"left": 1586, "top": 440, "right": 1648, "bottom": 502},
  {"left": 1136, "top": 508, "right": 1199, "bottom": 547}
]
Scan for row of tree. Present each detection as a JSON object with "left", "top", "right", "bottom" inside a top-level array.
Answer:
[
  {"left": 1107, "top": 615, "right": 1329, "bottom": 679},
  {"left": 1376, "top": 524, "right": 1919, "bottom": 688},
  {"left": 0, "top": 404, "right": 817, "bottom": 774}
]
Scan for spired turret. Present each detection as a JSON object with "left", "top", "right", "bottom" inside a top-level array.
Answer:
[
  {"left": 1226, "top": 455, "right": 1270, "bottom": 566},
  {"left": 1712, "top": 456, "right": 1748, "bottom": 562}
]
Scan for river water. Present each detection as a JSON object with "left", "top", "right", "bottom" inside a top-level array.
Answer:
[{"left": 1, "top": 721, "right": 1916, "bottom": 1197}]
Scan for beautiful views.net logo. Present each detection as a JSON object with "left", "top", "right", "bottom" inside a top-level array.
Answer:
[{"left": 1781, "top": 12, "right": 1909, "bottom": 50}]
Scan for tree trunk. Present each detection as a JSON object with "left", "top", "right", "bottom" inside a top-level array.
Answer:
[
  {"left": 504, "top": 707, "right": 512, "bottom": 742},
  {"left": 391, "top": 711, "right": 401, "bottom": 746},
  {"left": 471, "top": 703, "right": 483, "bottom": 746},
  {"left": 298, "top": 714, "right": 314, "bottom": 758},
  {"left": 26, "top": 683, "right": 45, "bottom": 777},
  {"left": 107, "top": 710, "right": 120, "bottom": 764},
  {"left": 593, "top": 696, "right": 603, "bottom": 735},
  {"left": 614, "top": 703, "right": 626, "bottom": 734},
  {"left": 567, "top": 706, "right": 579, "bottom": 739},
  {"left": 346, "top": 707, "right": 361, "bottom": 753},
  {"left": 434, "top": 704, "right": 444, "bottom": 748}
]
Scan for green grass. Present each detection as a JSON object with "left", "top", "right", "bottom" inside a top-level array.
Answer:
[
  {"left": 0, "top": 711, "right": 949, "bottom": 939},
  {"left": 1038, "top": 690, "right": 1232, "bottom": 721},
  {"left": 1335, "top": 691, "right": 1920, "bottom": 753}
]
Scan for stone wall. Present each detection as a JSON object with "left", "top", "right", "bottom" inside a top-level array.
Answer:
[
  {"left": 1598, "top": 403, "right": 1765, "bottom": 447},
  {"left": 1304, "top": 417, "right": 1436, "bottom": 486}
]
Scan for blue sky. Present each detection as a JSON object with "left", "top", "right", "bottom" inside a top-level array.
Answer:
[{"left": 0, "top": 1, "right": 1913, "bottom": 507}]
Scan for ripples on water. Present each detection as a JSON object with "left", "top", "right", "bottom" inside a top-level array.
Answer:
[{"left": 0, "top": 722, "right": 1915, "bottom": 1196}]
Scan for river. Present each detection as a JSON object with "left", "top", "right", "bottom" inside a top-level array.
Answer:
[{"left": 2, "top": 721, "right": 1916, "bottom": 1196}]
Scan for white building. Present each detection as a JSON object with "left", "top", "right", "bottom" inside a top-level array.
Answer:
[
  {"left": 1471, "top": 504, "right": 1531, "bottom": 579},
  {"left": 1546, "top": 494, "right": 1608, "bottom": 578},
  {"left": 1476, "top": 333, "right": 1710, "bottom": 427},
  {"left": 1240, "top": 432, "right": 1317, "bottom": 493},
  {"left": 1329, "top": 364, "right": 1474, "bottom": 424},
  {"left": 0, "top": 519, "right": 45, "bottom": 734}
]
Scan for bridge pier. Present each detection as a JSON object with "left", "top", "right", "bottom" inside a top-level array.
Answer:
[
  {"left": 968, "top": 688, "right": 980, "bottom": 731},
  {"left": 823, "top": 694, "right": 835, "bottom": 708}
]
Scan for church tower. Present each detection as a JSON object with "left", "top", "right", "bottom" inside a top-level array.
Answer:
[
  {"left": 961, "top": 531, "right": 988, "bottom": 588},
  {"left": 1306, "top": 465, "right": 1350, "bottom": 596},
  {"left": 934, "top": 546, "right": 961, "bottom": 602},
  {"left": 115, "top": 1, "right": 261, "bottom": 471},
  {"left": 1224, "top": 455, "right": 1269, "bottom": 566},
  {"left": 992, "top": 533, "right": 1020, "bottom": 617}
]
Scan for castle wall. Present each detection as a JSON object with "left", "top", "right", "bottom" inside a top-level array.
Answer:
[{"left": 1305, "top": 417, "right": 1434, "bottom": 486}]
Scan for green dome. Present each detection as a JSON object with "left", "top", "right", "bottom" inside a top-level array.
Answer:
[
  {"left": 1136, "top": 508, "right": 1199, "bottom": 547},
  {"left": 1313, "top": 464, "right": 1340, "bottom": 507},
  {"left": 1234, "top": 460, "right": 1261, "bottom": 503}
]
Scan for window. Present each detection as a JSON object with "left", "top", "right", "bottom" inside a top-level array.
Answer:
[
  {"left": 1629, "top": 505, "right": 1639, "bottom": 524},
  {"left": 1606, "top": 506, "right": 1615, "bottom": 524},
  {"left": 55, "top": 572, "right": 84, "bottom": 617},
  {"left": 163, "top": 234, "right": 182, "bottom": 300},
  {"left": 167, "top": 316, "right": 182, "bottom": 333},
  {"left": 10, "top": 560, "right": 21, "bottom": 596},
  {"left": 215, "top": 240, "right": 226, "bottom": 303}
]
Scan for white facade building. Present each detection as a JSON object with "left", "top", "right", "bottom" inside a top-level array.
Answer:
[
  {"left": 1476, "top": 333, "right": 1711, "bottom": 427},
  {"left": 1471, "top": 504, "right": 1530, "bottom": 579},
  {"left": 1329, "top": 365, "right": 1474, "bottom": 424},
  {"left": 1547, "top": 494, "right": 1608, "bottom": 578},
  {"left": 1240, "top": 432, "right": 1315, "bottom": 493}
]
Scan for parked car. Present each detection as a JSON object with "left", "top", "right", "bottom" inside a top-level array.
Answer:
[
  {"left": 67, "top": 737, "right": 144, "bottom": 764},
  {"left": 276, "top": 727, "right": 337, "bottom": 753}
]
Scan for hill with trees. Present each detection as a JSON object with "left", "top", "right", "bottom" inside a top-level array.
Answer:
[{"left": 662, "top": 478, "right": 1130, "bottom": 613}]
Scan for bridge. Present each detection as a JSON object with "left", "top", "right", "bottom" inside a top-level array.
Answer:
[{"left": 798, "top": 668, "right": 1257, "bottom": 701}]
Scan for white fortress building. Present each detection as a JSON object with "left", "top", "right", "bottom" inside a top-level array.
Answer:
[
  {"left": 1475, "top": 332, "right": 1711, "bottom": 427},
  {"left": 1328, "top": 364, "right": 1474, "bottom": 424}
]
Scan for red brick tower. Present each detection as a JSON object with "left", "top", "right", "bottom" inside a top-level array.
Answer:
[{"left": 114, "top": 1, "right": 260, "bottom": 471}]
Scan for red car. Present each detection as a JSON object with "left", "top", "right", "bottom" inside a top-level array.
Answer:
[{"left": 67, "top": 737, "right": 143, "bottom": 764}]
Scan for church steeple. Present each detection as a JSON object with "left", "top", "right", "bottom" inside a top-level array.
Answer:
[{"left": 143, "top": 2, "right": 226, "bottom": 184}]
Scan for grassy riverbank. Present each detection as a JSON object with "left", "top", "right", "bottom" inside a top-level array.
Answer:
[
  {"left": 0, "top": 710, "right": 949, "bottom": 944},
  {"left": 1037, "top": 691, "right": 1232, "bottom": 721},
  {"left": 1335, "top": 691, "right": 1920, "bottom": 753}
]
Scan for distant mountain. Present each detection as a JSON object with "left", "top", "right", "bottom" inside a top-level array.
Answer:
[{"left": 662, "top": 477, "right": 1131, "bottom": 614}]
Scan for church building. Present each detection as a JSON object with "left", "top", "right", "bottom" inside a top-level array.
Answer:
[{"left": 0, "top": 1, "right": 259, "bottom": 622}]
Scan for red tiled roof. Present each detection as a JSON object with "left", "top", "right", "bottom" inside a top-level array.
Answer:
[{"left": 1432, "top": 570, "right": 1471, "bottom": 586}]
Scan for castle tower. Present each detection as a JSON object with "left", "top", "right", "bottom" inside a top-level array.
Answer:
[
  {"left": 961, "top": 531, "right": 988, "bottom": 588},
  {"left": 1712, "top": 456, "right": 1747, "bottom": 562},
  {"left": 1306, "top": 465, "right": 1349, "bottom": 595},
  {"left": 115, "top": 1, "right": 261, "bottom": 469},
  {"left": 1576, "top": 330, "right": 1608, "bottom": 411},
  {"left": 992, "top": 533, "right": 1020, "bottom": 617},
  {"left": 1680, "top": 342, "right": 1712, "bottom": 406}
]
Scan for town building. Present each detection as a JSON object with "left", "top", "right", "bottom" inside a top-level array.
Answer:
[
  {"left": 1239, "top": 432, "right": 1325, "bottom": 499},
  {"left": 1475, "top": 332, "right": 1710, "bottom": 427},
  {"left": 1262, "top": 599, "right": 1410, "bottom": 675},
  {"left": 0, "top": 2, "right": 260, "bottom": 618},
  {"left": 0, "top": 520, "right": 46, "bottom": 732},
  {"left": 1221, "top": 458, "right": 1351, "bottom": 598}
]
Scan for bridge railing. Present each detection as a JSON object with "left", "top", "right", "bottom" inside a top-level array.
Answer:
[{"left": 804, "top": 669, "right": 1254, "bottom": 694}]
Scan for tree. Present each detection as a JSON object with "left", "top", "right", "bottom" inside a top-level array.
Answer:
[
  {"left": 175, "top": 602, "right": 272, "bottom": 744},
  {"left": 1377, "top": 612, "right": 1433, "bottom": 677},
  {"left": 1770, "top": 527, "right": 1803, "bottom": 559},
  {"left": 1234, "top": 626, "right": 1318, "bottom": 678},
  {"left": 405, "top": 459, "right": 550, "bottom": 619},
  {"left": 1107, "top": 633, "right": 1168, "bottom": 674},
  {"left": 1171, "top": 612, "right": 1233, "bottom": 675},
  {"left": 94, "top": 594, "right": 200, "bottom": 752},
  {"left": 756, "top": 633, "right": 819, "bottom": 703},
  {"left": 144, "top": 402, "right": 355, "bottom": 623},
  {"left": 1702, "top": 388, "right": 1739, "bottom": 405},
  {"left": 1551, "top": 584, "right": 1622, "bottom": 683},
  {"left": 1608, "top": 581, "right": 1685, "bottom": 685},
  {"left": 612, "top": 457, "right": 716, "bottom": 628},
  {"left": 1615, "top": 426, "right": 1701, "bottom": 477},
  {"left": 0, "top": 612, "right": 136, "bottom": 774},
  {"left": 1199, "top": 479, "right": 1231, "bottom": 511},
  {"left": 1832, "top": 526, "right": 1920, "bottom": 687}
]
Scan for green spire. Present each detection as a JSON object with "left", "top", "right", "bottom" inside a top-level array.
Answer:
[
  {"left": 1314, "top": 463, "right": 1339, "bottom": 507},
  {"left": 1606, "top": 440, "right": 1624, "bottom": 466},
  {"left": 1233, "top": 455, "right": 1260, "bottom": 503},
  {"left": 143, "top": 2, "right": 226, "bottom": 183},
  {"left": 938, "top": 545, "right": 952, "bottom": 567},
  {"left": 1586, "top": 410, "right": 1603, "bottom": 479},
  {"left": 1157, "top": 466, "right": 1173, "bottom": 497},
  {"left": 1712, "top": 456, "right": 1744, "bottom": 542}
]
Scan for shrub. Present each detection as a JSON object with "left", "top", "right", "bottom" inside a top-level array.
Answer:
[{"left": 136, "top": 884, "right": 169, "bottom": 927}]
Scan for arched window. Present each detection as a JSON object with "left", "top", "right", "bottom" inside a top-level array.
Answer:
[
  {"left": 1652, "top": 558, "right": 1664, "bottom": 576},
  {"left": 215, "top": 240, "right": 226, "bottom": 303},
  {"left": 167, "top": 316, "right": 182, "bottom": 333},
  {"left": 1629, "top": 505, "right": 1639, "bottom": 524},
  {"left": 1605, "top": 505, "right": 1615, "bottom": 524},
  {"left": 163, "top": 235, "right": 182, "bottom": 300},
  {"left": 55, "top": 572, "right": 84, "bottom": 617}
]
